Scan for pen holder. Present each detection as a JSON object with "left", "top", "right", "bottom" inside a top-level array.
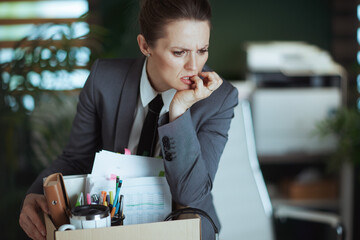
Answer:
[{"left": 111, "top": 214, "right": 125, "bottom": 226}]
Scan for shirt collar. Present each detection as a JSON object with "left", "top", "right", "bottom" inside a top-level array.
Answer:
[{"left": 140, "top": 58, "right": 176, "bottom": 112}]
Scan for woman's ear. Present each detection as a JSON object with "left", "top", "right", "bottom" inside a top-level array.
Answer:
[{"left": 137, "top": 34, "right": 151, "bottom": 56}]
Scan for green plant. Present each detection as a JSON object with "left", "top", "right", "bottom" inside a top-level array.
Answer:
[
  {"left": 1, "top": 23, "right": 87, "bottom": 170},
  {"left": 316, "top": 107, "right": 360, "bottom": 171},
  {"left": 0, "top": 21, "right": 95, "bottom": 240}
]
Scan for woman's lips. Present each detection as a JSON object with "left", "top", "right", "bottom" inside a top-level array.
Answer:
[{"left": 181, "top": 76, "right": 195, "bottom": 85}]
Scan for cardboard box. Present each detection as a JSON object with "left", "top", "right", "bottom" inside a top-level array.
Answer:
[
  {"left": 45, "top": 175, "right": 201, "bottom": 240},
  {"left": 45, "top": 213, "right": 200, "bottom": 240}
]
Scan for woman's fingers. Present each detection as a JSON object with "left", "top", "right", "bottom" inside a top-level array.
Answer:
[
  {"left": 191, "top": 71, "right": 222, "bottom": 98},
  {"left": 20, "top": 214, "right": 46, "bottom": 240},
  {"left": 199, "top": 71, "right": 223, "bottom": 92},
  {"left": 192, "top": 75, "right": 205, "bottom": 96},
  {"left": 19, "top": 194, "right": 47, "bottom": 240}
]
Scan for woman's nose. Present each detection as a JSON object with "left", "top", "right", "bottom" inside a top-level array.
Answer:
[{"left": 185, "top": 53, "right": 197, "bottom": 71}]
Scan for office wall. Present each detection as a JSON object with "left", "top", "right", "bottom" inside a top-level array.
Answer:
[{"left": 208, "top": 0, "right": 331, "bottom": 79}]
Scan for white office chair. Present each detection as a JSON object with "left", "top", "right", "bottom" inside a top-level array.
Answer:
[{"left": 212, "top": 100, "right": 344, "bottom": 240}]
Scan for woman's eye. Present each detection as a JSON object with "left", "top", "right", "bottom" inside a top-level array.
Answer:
[
  {"left": 173, "top": 51, "right": 185, "bottom": 57},
  {"left": 198, "top": 49, "right": 208, "bottom": 55}
]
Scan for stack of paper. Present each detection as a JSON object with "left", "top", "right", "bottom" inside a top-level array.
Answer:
[{"left": 87, "top": 150, "right": 171, "bottom": 225}]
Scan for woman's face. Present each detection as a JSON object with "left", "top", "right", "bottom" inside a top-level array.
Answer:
[{"left": 146, "top": 19, "right": 210, "bottom": 92}]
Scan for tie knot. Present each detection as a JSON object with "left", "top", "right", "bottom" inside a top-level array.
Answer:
[{"left": 148, "top": 94, "right": 163, "bottom": 114}]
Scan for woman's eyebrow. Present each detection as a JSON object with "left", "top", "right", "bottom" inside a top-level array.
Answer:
[{"left": 171, "top": 44, "right": 209, "bottom": 51}]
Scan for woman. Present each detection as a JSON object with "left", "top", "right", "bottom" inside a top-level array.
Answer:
[{"left": 19, "top": 0, "right": 238, "bottom": 239}]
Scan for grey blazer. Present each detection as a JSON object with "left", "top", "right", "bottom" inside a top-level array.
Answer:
[{"left": 28, "top": 57, "right": 238, "bottom": 239}]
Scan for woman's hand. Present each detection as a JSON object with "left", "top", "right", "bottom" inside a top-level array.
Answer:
[
  {"left": 19, "top": 193, "right": 49, "bottom": 240},
  {"left": 169, "top": 71, "right": 223, "bottom": 122}
]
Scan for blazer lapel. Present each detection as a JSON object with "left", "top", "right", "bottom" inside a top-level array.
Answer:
[{"left": 114, "top": 56, "right": 145, "bottom": 153}]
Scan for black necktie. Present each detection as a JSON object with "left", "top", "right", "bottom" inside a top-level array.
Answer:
[{"left": 137, "top": 94, "right": 164, "bottom": 157}]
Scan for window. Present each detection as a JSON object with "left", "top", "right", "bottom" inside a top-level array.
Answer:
[{"left": 0, "top": 0, "right": 90, "bottom": 91}]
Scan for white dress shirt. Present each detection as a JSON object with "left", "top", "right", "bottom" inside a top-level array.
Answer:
[{"left": 127, "top": 58, "right": 176, "bottom": 156}]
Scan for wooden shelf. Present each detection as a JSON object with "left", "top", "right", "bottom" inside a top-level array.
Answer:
[
  {"left": 258, "top": 153, "right": 331, "bottom": 164},
  {"left": 272, "top": 198, "right": 339, "bottom": 210},
  {"left": 0, "top": 39, "right": 90, "bottom": 49}
]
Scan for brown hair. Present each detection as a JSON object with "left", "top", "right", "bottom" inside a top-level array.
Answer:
[{"left": 139, "top": 0, "right": 212, "bottom": 47}]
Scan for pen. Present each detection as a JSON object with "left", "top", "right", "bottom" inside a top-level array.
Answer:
[
  {"left": 106, "top": 194, "right": 110, "bottom": 206},
  {"left": 75, "top": 192, "right": 83, "bottom": 207},
  {"left": 119, "top": 194, "right": 124, "bottom": 216},
  {"left": 115, "top": 181, "right": 123, "bottom": 214},
  {"left": 113, "top": 180, "right": 122, "bottom": 207},
  {"left": 99, "top": 195, "right": 103, "bottom": 206},
  {"left": 86, "top": 193, "right": 91, "bottom": 205},
  {"left": 111, "top": 206, "right": 116, "bottom": 218},
  {"left": 110, "top": 191, "right": 114, "bottom": 205},
  {"left": 101, "top": 191, "right": 107, "bottom": 205},
  {"left": 115, "top": 176, "right": 119, "bottom": 192},
  {"left": 114, "top": 197, "right": 120, "bottom": 214}
]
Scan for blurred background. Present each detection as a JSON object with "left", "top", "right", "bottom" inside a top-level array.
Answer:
[{"left": 0, "top": 0, "right": 359, "bottom": 239}]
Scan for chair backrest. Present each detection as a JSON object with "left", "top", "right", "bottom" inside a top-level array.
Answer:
[{"left": 212, "top": 100, "right": 274, "bottom": 240}]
